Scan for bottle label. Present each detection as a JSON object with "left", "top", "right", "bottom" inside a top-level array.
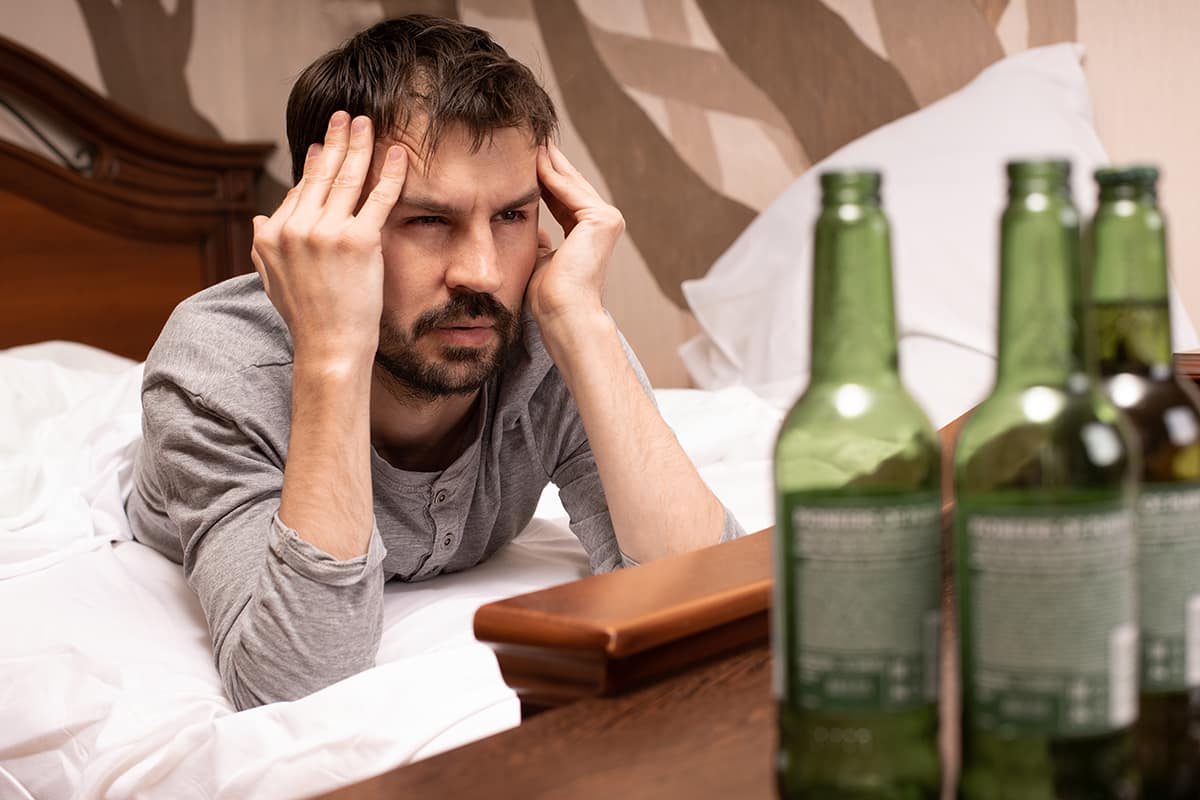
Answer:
[
  {"left": 964, "top": 505, "right": 1137, "bottom": 737},
  {"left": 1138, "top": 486, "right": 1200, "bottom": 692},
  {"left": 782, "top": 493, "right": 941, "bottom": 714}
]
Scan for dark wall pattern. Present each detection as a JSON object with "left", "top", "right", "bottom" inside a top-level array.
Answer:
[
  {"left": 62, "top": 0, "right": 1078, "bottom": 315},
  {"left": 75, "top": 0, "right": 218, "bottom": 138},
  {"left": 533, "top": 0, "right": 757, "bottom": 307}
]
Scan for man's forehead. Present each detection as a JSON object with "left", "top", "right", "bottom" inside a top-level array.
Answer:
[
  {"left": 371, "top": 124, "right": 539, "bottom": 211},
  {"left": 376, "top": 122, "right": 538, "bottom": 176},
  {"left": 375, "top": 121, "right": 434, "bottom": 174}
]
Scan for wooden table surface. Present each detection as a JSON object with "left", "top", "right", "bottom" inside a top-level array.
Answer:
[{"left": 313, "top": 643, "right": 778, "bottom": 800}]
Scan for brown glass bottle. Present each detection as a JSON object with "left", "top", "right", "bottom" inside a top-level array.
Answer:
[{"left": 1089, "top": 165, "right": 1200, "bottom": 799}]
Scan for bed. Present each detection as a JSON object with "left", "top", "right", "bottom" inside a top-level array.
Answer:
[
  {"left": 5, "top": 25, "right": 1200, "bottom": 800},
  {"left": 0, "top": 33, "right": 780, "bottom": 800}
]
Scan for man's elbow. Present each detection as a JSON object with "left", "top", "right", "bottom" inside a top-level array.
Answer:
[
  {"left": 222, "top": 652, "right": 315, "bottom": 711},
  {"left": 223, "top": 659, "right": 277, "bottom": 711},
  {"left": 218, "top": 635, "right": 377, "bottom": 711}
]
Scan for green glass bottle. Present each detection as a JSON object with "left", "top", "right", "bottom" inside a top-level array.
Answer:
[
  {"left": 1089, "top": 165, "right": 1200, "bottom": 798},
  {"left": 954, "top": 160, "right": 1140, "bottom": 799},
  {"left": 774, "top": 170, "right": 942, "bottom": 800}
]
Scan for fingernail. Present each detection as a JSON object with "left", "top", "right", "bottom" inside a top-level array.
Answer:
[
  {"left": 331, "top": 111, "right": 349, "bottom": 129},
  {"left": 386, "top": 146, "right": 404, "bottom": 166},
  {"left": 352, "top": 116, "right": 370, "bottom": 135}
]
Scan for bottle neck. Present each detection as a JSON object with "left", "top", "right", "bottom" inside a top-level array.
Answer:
[
  {"left": 1089, "top": 189, "right": 1174, "bottom": 376},
  {"left": 996, "top": 183, "right": 1088, "bottom": 386},
  {"left": 809, "top": 200, "right": 898, "bottom": 384}
]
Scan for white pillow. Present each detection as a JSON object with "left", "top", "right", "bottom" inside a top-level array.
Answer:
[{"left": 680, "top": 43, "right": 1199, "bottom": 428}]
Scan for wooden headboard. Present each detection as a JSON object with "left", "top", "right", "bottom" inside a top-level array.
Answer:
[{"left": 0, "top": 34, "right": 273, "bottom": 361}]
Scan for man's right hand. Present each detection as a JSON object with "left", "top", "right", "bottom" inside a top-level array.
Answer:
[{"left": 250, "top": 110, "right": 407, "bottom": 363}]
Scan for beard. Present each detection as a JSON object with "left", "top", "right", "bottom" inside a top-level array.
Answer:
[{"left": 374, "top": 291, "right": 521, "bottom": 400}]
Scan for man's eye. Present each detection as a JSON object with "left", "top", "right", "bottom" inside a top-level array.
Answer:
[
  {"left": 407, "top": 216, "right": 446, "bottom": 226},
  {"left": 497, "top": 209, "right": 527, "bottom": 223}
]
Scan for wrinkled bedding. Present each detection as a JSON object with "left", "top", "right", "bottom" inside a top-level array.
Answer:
[{"left": 0, "top": 342, "right": 781, "bottom": 800}]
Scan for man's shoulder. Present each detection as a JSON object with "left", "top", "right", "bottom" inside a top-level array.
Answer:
[{"left": 143, "top": 273, "right": 292, "bottom": 400}]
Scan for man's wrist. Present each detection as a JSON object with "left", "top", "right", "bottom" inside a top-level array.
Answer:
[
  {"left": 535, "top": 305, "right": 615, "bottom": 366},
  {"left": 292, "top": 339, "right": 377, "bottom": 383}
]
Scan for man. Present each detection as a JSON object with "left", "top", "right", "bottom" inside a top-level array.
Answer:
[{"left": 126, "top": 15, "right": 743, "bottom": 711}]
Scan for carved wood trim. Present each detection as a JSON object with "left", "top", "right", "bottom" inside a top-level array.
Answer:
[{"left": 0, "top": 34, "right": 273, "bottom": 285}]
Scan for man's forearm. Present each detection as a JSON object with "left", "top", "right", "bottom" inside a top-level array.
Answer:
[
  {"left": 255, "top": 110, "right": 403, "bottom": 562},
  {"left": 539, "top": 310, "right": 725, "bottom": 563},
  {"left": 279, "top": 349, "right": 376, "bottom": 560},
  {"left": 219, "top": 511, "right": 385, "bottom": 709}
]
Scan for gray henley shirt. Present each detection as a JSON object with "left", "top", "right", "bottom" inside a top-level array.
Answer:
[{"left": 125, "top": 274, "right": 744, "bottom": 710}]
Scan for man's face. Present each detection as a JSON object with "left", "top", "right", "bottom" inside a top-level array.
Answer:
[{"left": 366, "top": 123, "right": 540, "bottom": 399}]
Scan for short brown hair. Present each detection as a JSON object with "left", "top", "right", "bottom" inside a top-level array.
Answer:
[{"left": 285, "top": 14, "right": 557, "bottom": 183}]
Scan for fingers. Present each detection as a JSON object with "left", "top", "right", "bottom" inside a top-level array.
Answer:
[
  {"left": 538, "top": 142, "right": 622, "bottom": 237},
  {"left": 539, "top": 142, "right": 606, "bottom": 210},
  {"left": 252, "top": 178, "right": 304, "bottom": 261},
  {"left": 537, "top": 227, "right": 554, "bottom": 255},
  {"left": 294, "top": 111, "right": 352, "bottom": 218},
  {"left": 250, "top": 215, "right": 271, "bottom": 296},
  {"left": 324, "top": 115, "right": 376, "bottom": 220},
  {"left": 354, "top": 145, "right": 408, "bottom": 231},
  {"left": 258, "top": 178, "right": 305, "bottom": 238},
  {"left": 538, "top": 145, "right": 576, "bottom": 235}
]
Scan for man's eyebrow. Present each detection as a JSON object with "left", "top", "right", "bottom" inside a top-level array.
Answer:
[
  {"left": 502, "top": 188, "right": 541, "bottom": 211},
  {"left": 397, "top": 194, "right": 460, "bottom": 216},
  {"left": 397, "top": 187, "right": 541, "bottom": 217}
]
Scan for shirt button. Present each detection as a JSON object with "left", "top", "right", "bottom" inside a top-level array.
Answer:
[
  {"left": 443, "top": 535, "right": 453, "bottom": 547},
  {"left": 434, "top": 490, "right": 447, "bottom": 504}
]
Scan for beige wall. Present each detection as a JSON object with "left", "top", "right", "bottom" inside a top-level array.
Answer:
[
  {"left": 1078, "top": 1, "right": 1200, "bottom": 329},
  {"left": 832, "top": 0, "right": 1200, "bottom": 332},
  {"left": 3, "top": 0, "right": 1200, "bottom": 384}
]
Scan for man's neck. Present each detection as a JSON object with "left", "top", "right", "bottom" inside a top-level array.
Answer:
[{"left": 368, "top": 366, "right": 483, "bottom": 473}]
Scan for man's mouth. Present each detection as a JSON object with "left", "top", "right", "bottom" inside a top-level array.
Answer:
[
  {"left": 441, "top": 319, "right": 492, "bottom": 329},
  {"left": 438, "top": 316, "right": 494, "bottom": 331},
  {"left": 434, "top": 319, "right": 496, "bottom": 347}
]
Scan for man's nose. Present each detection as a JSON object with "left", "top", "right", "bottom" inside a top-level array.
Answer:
[{"left": 446, "top": 226, "right": 503, "bottom": 295}]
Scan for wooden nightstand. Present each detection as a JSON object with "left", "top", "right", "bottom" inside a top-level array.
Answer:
[{"left": 1175, "top": 350, "right": 1200, "bottom": 385}]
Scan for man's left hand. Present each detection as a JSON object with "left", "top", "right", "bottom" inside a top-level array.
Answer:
[{"left": 527, "top": 142, "right": 624, "bottom": 328}]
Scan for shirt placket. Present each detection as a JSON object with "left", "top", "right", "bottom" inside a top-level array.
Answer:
[{"left": 420, "top": 483, "right": 459, "bottom": 577}]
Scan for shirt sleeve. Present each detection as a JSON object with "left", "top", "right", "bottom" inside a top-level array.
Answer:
[{"left": 139, "top": 380, "right": 386, "bottom": 710}]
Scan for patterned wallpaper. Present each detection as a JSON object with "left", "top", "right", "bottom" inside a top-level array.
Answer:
[{"left": 3, "top": 0, "right": 1081, "bottom": 384}]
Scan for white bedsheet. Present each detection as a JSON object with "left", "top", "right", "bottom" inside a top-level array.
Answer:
[
  {"left": 1, "top": 344, "right": 142, "bottom": 579},
  {"left": 0, "top": 342, "right": 780, "bottom": 800}
]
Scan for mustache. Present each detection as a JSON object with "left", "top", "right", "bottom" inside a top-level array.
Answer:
[{"left": 411, "top": 291, "right": 515, "bottom": 340}]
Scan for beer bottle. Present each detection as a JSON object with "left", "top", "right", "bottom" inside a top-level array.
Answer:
[
  {"left": 774, "top": 170, "right": 941, "bottom": 799},
  {"left": 1090, "top": 165, "right": 1200, "bottom": 798},
  {"left": 954, "top": 160, "right": 1140, "bottom": 799}
]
